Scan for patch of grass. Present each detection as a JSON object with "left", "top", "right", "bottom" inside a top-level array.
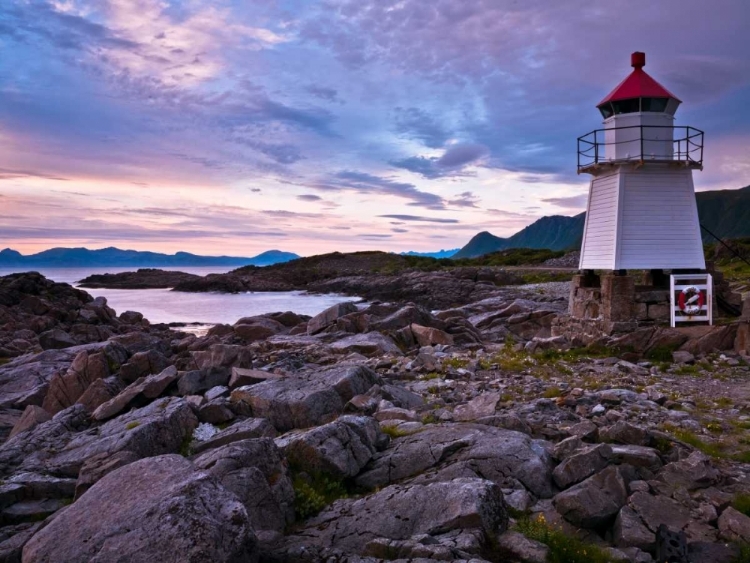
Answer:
[
  {"left": 0, "top": 358, "right": 10, "bottom": 366},
  {"left": 645, "top": 345, "right": 679, "bottom": 363},
  {"left": 178, "top": 434, "right": 192, "bottom": 457},
  {"left": 669, "top": 428, "right": 727, "bottom": 459},
  {"left": 542, "top": 387, "right": 563, "bottom": 399},
  {"left": 419, "top": 372, "right": 442, "bottom": 381},
  {"left": 734, "top": 542, "right": 750, "bottom": 563},
  {"left": 421, "top": 413, "right": 438, "bottom": 425},
  {"left": 124, "top": 421, "right": 140, "bottom": 430},
  {"left": 674, "top": 364, "right": 702, "bottom": 376},
  {"left": 732, "top": 494, "right": 750, "bottom": 518},
  {"left": 292, "top": 471, "right": 349, "bottom": 520},
  {"left": 381, "top": 425, "right": 414, "bottom": 439},
  {"left": 515, "top": 514, "right": 616, "bottom": 563}
]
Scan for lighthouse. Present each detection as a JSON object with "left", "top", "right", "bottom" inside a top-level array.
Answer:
[{"left": 577, "top": 52, "right": 705, "bottom": 271}]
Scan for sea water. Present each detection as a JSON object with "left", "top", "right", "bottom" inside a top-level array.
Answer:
[{"left": 0, "top": 267, "right": 358, "bottom": 326}]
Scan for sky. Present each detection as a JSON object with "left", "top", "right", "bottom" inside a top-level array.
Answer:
[{"left": 1, "top": 0, "right": 749, "bottom": 257}]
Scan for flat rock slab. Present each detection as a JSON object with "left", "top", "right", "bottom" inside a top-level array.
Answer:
[
  {"left": 329, "top": 332, "right": 403, "bottom": 357},
  {"left": 231, "top": 365, "right": 381, "bottom": 432},
  {"left": 283, "top": 478, "right": 507, "bottom": 556},
  {"left": 355, "top": 423, "right": 554, "bottom": 499},
  {"left": 22, "top": 454, "right": 258, "bottom": 563}
]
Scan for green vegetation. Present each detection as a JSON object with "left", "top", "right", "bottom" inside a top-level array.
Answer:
[
  {"left": 178, "top": 435, "right": 192, "bottom": 457},
  {"left": 381, "top": 425, "right": 415, "bottom": 439},
  {"left": 421, "top": 413, "right": 439, "bottom": 425},
  {"left": 732, "top": 493, "right": 750, "bottom": 518},
  {"left": 645, "top": 345, "right": 679, "bottom": 363},
  {"left": 124, "top": 421, "right": 140, "bottom": 430},
  {"left": 450, "top": 248, "right": 566, "bottom": 267},
  {"left": 515, "top": 514, "right": 616, "bottom": 563},
  {"left": 0, "top": 358, "right": 9, "bottom": 366},
  {"left": 542, "top": 387, "right": 563, "bottom": 399},
  {"left": 292, "top": 471, "right": 349, "bottom": 520}
]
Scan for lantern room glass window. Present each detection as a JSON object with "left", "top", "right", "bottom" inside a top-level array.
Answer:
[{"left": 599, "top": 97, "right": 671, "bottom": 118}]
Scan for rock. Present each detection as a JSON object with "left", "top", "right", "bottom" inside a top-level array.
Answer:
[
  {"left": 118, "top": 349, "right": 170, "bottom": 383},
  {"left": 192, "top": 418, "right": 277, "bottom": 454},
  {"left": 628, "top": 491, "right": 691, "bottom": 534},
  {"left": 190, "top": 344, "right": 254, "bottom": 372},
  {"left": 197, "top": 399, "right": 235, "bottom": 425},
  {"left": 356, "top": 423, "right": 555, "bottom": 499},
  {"left": 42, "top": 349, "right": 113, "bottom": 414},
  {"left": 610, "top": 445, "right": 662, "bottom": 470},
  {"left": 379, "top": 384, "right": 425, "bottom": 409},
  {"left": 600, "top": 421, "right": 650, "bottom": 446},
  {"left": 0, "top": 398, "right": 197, "bottom": 478},
  {"left": 234, "top": 324, "right": 277, "bottom": 342},
  {"left": 370, "top": 305, "right": 437, "bottom": 332},
  {"left": 38, "top": 329, "right": 76, "bottom": 350},
  {"left": 177, "top": 369, "right": 230, "bottom": 396},
  {"left": 8, "top": 406, "right": 51, "bottom": 440},
  {"left": 22, "top": 454, "right": 258, "bottom": 563},
  {"left": 230, "top": 365, "right": 381, "bottom": 432},
  {"left": 307, "top": 302, "right": 359, "bottom": 335},
  {"left": 205, "top": 386, "right": 229, "bottom": 402},
  {"left": 410, "top": 324, "right": 454, "bottom": 347},
  {"left": 77, "top": 376, "right": 124, "bottom": 413},
  {"left": 453, "top": 392, "right": 501, "bottom": 422},
  {"left": 344, "top": 394, "right": 379, "bottom": 415},
  {"left": 552, "top": 436, "right": 582, "bottom": 461},
  {"left": 92, "top": 366, "right": 179, "bottom": 421},
  {"left": 613, "top": 505, "right": 655, "bottom": 551},
  {"left": 374, "top": 407, "right": 418, "bottom": 422},
  {"left": 495, "top": 530, "right": 549, "bottom": 563},
  {"left": 0, "top": 342, "right": 125, "bottom": 409},
  {"left": 229, "top": 367, "right": 284, "bottom": 388},
  {"left": 7, "top": 472, "right": 76, "bottom": 501},
  {"left": 2, "top": 499, "right": 67, "bottom": 525},
  {"left": 74, "top": 450, "right": 140, "bottom": 499},
  {"left": 658, "top": 451, "right": 720, "bottom": 492},
  {"left": 718, "top": 506, "right": 750, "bottom": 543},
  {"left": 194, "top": 438, "right": 294, "bottom": 533},
  {"left": 329, "top": 332, "right": 403, "bottom": 357},
  {"left": 118, "top": 310, "right": 143, "bottom": 324},
  {"left": 554, "top": 466, "right": 628, "bottom": 528},
  {"left": 283, "top": 478, "right": 507, "bottom": 556},
  {"left": 672, "top": 350, "right": 695, "bottom": 364},
  {"left": 0, "top": 522, "right": 42, "bottom": 562},
  {"left": 552, "top": 444, "right": 612, "bottom": 489},
  {"left": 276, "top": 416, "right": 385, "bottom": 478}
]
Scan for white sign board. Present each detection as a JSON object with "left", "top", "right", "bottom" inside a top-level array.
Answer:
[{"left": 670, "top": 274, "right": 712, "bottom": 327}]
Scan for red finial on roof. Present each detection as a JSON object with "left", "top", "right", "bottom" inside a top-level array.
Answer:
[
  {"left": 597, "top": 52, "right": 680, "bottom": 108},
  {"left": 631, "top": 51, "right": 645, "bottom": 69}
]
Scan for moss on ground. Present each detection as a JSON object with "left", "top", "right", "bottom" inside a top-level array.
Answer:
[{"left": 515, "top": 514, "right": 616, "bottom": 563}]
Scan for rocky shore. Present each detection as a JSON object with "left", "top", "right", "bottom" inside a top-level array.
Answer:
[{"left": 1, "top": 271, "right": 749, "bottom": 562}]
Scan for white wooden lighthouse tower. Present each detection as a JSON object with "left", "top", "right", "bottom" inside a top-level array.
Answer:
[{"left": 578, "top": 52, "right": 705, "bottom": 271}]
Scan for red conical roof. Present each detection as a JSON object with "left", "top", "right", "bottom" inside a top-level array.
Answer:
[{"left": 597, "top": 52, "right": 681, "bottom": 107}]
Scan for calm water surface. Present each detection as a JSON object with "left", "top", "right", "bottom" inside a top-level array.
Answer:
[{"left": 0, "top": 267, "right": 359, "bottom": 326}]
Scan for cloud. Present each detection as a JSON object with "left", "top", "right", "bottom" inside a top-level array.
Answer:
[
  {"left": 447, "top": 191, "right": 480, "bottom": 208},
  {"left": 391, "top": 228, "right": 408, "bottom": 233},
  {"left": 541, "top": 194, "right": 589, "bottom": 209},
  {"left": 297, "top": 194, "right": 323, "bottom": 202},
  {"left": 306, "top": 85, "right": 340, "bottom": 102},
  {"left": 393, "top": 107, "right": 450, "bottom": 149},
  {"left": 310, "top": 171, "right": 446, "bottom": 210},
  {"left": 0, "top": 168, "right": 69, "bottom": 181},
  {"left": 378, "top": 215, "right": 459, "bottom": 224},
  {"left": 391, "top": 144, "right": 489, "bottom": 179}
]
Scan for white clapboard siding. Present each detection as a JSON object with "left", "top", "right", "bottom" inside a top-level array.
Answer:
[
  {"left": 617, "top": 168, "right": 705, "bottom": 269},
  {"left": 579, "top": 171, "right": 620, "bottom": 269}
]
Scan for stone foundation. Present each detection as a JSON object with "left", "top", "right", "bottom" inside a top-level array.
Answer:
[{"left": 569, "top": 273, "right": 671, "bottom": 327}]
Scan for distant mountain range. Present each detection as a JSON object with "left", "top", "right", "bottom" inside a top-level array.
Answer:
[
  {"left": 400, "top": 249, "right": 459, "bottom": 259},
  {"left": 0, "top": 247, "right": 300, "bottom": 268},
  {"left": 455, "top": 185, "right": 750, "bottom": 258}
]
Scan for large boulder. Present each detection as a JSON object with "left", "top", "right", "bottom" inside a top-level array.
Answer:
[
  {"left": 281, "top": 478, "right": 507, "bottom": 557},
  {"left": 231, "top": 365, "right": 381, "bottom": 432},
  {"left": 22, "top": 454, "right": 258, "bottom": 563},
  {"left": 553, "top": 466, "right": 628, "bottom": 528},
  {"left": 42, "top": 349, "right": 114, "bottom": 414},
  {"left": 552, "top": 444, "right": 613, "bottom": 489},
  {"left": 38, "top": 329, "right": 76, "bottom": 350},
  {"left": 190, "top": 344, "right": 254, "bottom": 373},
  {"left": 275, "top": 415, "right": 385, "bottom": 478},
  {"left": 118, "top": 349, "right": 171, "bottom": 384},
  {"left": 355, "top": 423, "right": 555, "bottom": 499},
  {"left": 307, "top": 302, "right": 358, "bottom": 335},
  {"left": 192, "top": 418, "right": 277, "bottom": 454},
  {"left": 194, "top": 438, "right": 294, "bottom": 534}
]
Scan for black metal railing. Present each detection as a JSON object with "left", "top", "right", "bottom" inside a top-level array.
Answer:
[{"left": 577, "top": 125, "right": 704, "bottom": 173}]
